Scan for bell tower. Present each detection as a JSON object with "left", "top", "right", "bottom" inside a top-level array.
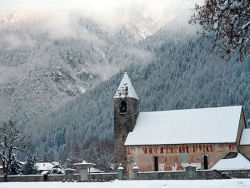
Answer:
[{"left": 114, "top": 72, "right": 139, "bottom": 173}]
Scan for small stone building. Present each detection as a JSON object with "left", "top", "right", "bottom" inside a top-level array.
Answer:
[{"left": 114, "top": 72, "right": 250, "bottom": 179}]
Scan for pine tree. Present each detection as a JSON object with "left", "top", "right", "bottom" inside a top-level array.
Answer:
[
  {"left": 9, "top": 155, "right": 22, "bottom": 175},
  {"left": 22, "top": 155, "right": 38, "bottom": 175},
  {"left": 65, "top": 157, "right": 74, "bottom": 169}
]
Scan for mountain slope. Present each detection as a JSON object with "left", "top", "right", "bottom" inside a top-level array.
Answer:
[
  {"left": 30, "top": 30, "right": 250, "bottom": 161},
  {"left": 0, "top": 15, "right": 154, "bottom": 125}
]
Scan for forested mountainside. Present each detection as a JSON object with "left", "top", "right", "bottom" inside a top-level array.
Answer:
[
  {"left": 0, "top": 15, "right": 153, "bottom": 125},
  {"left": 30, "top": 30, "right": 250, "bottom": 165}
]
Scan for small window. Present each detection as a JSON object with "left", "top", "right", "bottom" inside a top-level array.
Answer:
[
  {"left": 203, "top": 155, "right": 208, "bottom": 169},
  {"left": 154, "top": 157, "right": 158, "bottom": 171},
  {"left": 120, "top": 101, "right": 127, "bottom": 113}
]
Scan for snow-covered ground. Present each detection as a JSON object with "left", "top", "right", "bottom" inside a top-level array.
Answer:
[{"left": 1, "top": 179, "right": 250, "bottom": 188}]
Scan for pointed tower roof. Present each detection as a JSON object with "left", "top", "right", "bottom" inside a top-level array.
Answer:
[{"left": 114, "top": 72, "right": 139, "bottom": 100}]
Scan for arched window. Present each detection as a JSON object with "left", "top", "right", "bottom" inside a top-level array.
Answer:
[
  {"left": 120, "top": 101, "right": 127, "bottom": 113},
  {"left": 203, "top": 155, "right": 208, "bottom": 169}
]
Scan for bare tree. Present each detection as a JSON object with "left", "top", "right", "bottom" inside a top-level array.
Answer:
[
  {"left": 81, "top": 137, "right": 114, "bottom": 172},
  {"left": 0, "top": 121, "right": 28, "bottom": 182},
  {"left": 189, "top": 0, "right": 249, "bottom": 61}
]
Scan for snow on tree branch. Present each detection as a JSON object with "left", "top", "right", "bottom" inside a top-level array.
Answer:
[
  {"left": 0, "top": 121, "right": 28, "bottom": 181},
  {"left": 189, "top": 0, "right": 250, "bottom": 62}
]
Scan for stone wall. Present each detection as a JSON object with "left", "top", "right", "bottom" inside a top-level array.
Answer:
[
  {"left": 90, "top": 172, "right": 117, "bottom": 181},
  {"left": 0, "top": 175, "right": 44, "bottom": 182},
  {"left": 126, "top": 143, "right": 237, "bottom": 179},
  {"left": 136, "top": 166, "right": 250, "bottom": 180},
  {"left": 236, "top": 111, "right": 246, "bottom": 146},
  {"left": 225, "top": 170, "right": 250, "bottom": 178},
  {"left": 0, "top": 174, "right": 76, "bottom": 182},
  {"left": 0, "top": 173, "right": 117, "bottom": 182},
  {"left": 1, "top": 169, "right": 249, "bottom": 182},
  {"left": 239, "top": 145, "right": 250, "bottom": 160},
  {"left": 114, "top": 97, "right": 139, "bottom": 176}
]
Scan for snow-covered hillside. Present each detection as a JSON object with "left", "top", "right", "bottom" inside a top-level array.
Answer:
[
  {"left": 30, "top": 30, "right": 250, "bottom": 164},
  {"left": 0, "top": 12, "right": 155, "bottom": 125}
]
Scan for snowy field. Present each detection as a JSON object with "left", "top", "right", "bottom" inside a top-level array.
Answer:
[{"left": 1, "top": 179, "right": 250, "bottom": 188}]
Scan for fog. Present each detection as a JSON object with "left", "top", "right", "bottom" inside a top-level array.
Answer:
[
  {"left": 0, "top": 0, "right": 202, "bottom": 36},
  {"left": 0, "top": 0, "right": 207, "bottom": 129},
  {"left": 0, "top": 0, "right": 202, "bottom": 81}
]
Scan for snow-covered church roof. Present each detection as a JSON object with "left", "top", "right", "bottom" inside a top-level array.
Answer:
[
  {"left": 240, "top": 129, "right": 250, "bottom": 145},
  {"left": 125, "top": 106, "right": 243, "bottom": 146},
  {"left": 114, "top": 72, "right": 139, "bottom": 100},
  {"left": 211, "top": 153, "right": 250, "bottom": 170}
]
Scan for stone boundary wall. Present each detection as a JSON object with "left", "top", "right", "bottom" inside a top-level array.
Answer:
[
  {"left": 136, "top": 166, "right": 250, "bottom": 180},
  {"left": 0, "top": 174, "right": 74, "bottom": 182},
  {"left": 0, "top": 173, "right": 117, "bottom": 182},
  {"left": 225, "top": 170, "right": 250, "bottom": 178},
  {"left": 0, "top": 175, "right": 44, "bottom": 182},
  {"left": 1, "top": 168, "right": 249, "bottom": 181},
  {"left": 90, "top": 172, "right": 117, "bottom": 181}
]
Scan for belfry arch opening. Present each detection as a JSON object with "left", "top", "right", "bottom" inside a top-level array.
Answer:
[{"left": 120, "top": 101, "right": 127, "bottom": 113}]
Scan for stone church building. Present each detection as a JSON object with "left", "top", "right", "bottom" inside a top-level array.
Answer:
[{"left": 114, "top": 72, "right": 250, "bottom": 179}]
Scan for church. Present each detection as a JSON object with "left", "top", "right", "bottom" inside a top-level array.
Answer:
[{"left": 114, "top": 72, "right": 250, "bottom": 179}]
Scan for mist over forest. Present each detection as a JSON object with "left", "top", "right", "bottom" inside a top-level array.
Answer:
[{"left": 0, "top": 0, "right": 249, "bottom": 169}]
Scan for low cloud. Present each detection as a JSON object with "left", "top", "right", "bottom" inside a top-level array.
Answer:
[
  {"left": 0, "top": 0, "right": 202, "bottom": 37},
  {"left": 0, "top": 0, "right": 202, "bottom": 80},
  {"left": 126, "top": 48, "right": 153, "bottom": 64},
  {"left": 0, "top": 32, "right": 36, "bottom": 48}
]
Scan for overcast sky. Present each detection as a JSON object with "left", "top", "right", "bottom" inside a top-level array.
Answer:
[
  {"left": 0, "top": 0, "right": 203, "bottom": 38},
  {"left": 0, "top": 0, "right": 200, "bottom": 10},
  {"left": 0, "top": 0, "right": 202, "bottom": 21}
]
